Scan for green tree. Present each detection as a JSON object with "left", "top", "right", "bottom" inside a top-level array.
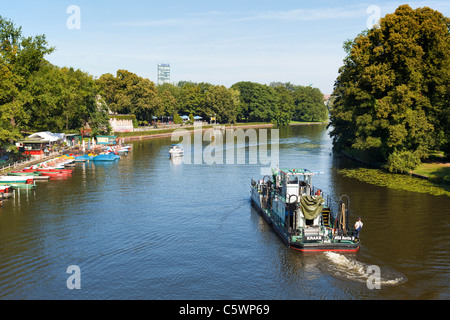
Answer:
[
  {"left": 292, "top": 86, "right": 328, "bottom": 122},
  {"left": 0, "top": 15, "right": 53, "bottom": 145},
  {"left": 205, "top": 85, "right": 239, "bottom": 123},
  {"left": 156, "top": 90, "right": 177, "bottom": 118},
  {"left": 97, "top": 70, "right": 159, "bottom": 122},
  {"left": 231, "top": 81, "right": 277, "bottom": 122},
  {"left": 329, "top": 5, "right": 450, "bottom": 171},
  {"left": 23, "top": 63, "right": 108, "bottom": 134},
  {"left": 273, "top": 85, "right": 294, "bottom": 126},
  {"left": 0, "top": 63, "right": 23, "bottom": 144},
  {"left": 178, "top": 81, "right": 210, "bottom": 116}
]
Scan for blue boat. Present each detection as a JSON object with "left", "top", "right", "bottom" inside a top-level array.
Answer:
[
  {"left": 74, "top": 154, "right": 94, "bottom": 162},
  {"left": 92, "top": 153, "right": 120, "bottom": 161}
]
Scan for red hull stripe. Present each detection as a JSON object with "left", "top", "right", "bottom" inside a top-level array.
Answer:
[{"left": 291, "top": 246, "right": 360, "bottom": 253}]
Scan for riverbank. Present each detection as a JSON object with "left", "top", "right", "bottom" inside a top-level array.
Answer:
[
  {"left": 1, "top": 121, "right": 328, "bottom": 172},
  {"left": 118, "top": 121, "right": 328, "bottom": 142},
  {"left": 340, "top": 149, "right": 449, "bottom": 196},
  {"left": 411, "top": 162, "right": 450, "bottom": 183},
  {"left": 338, "top": 167, "right": 450, "bottom": 196}
]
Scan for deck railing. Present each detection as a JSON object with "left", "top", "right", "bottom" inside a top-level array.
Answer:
[{"left": 0, "top": 151, "right": 63, "bottom": 173}]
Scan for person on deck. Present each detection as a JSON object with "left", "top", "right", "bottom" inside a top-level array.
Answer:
[{"left": 354, "top": 217, "right": 363, "bottom": 239}]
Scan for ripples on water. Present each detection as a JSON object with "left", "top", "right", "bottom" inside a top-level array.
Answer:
[{"left": 0, "top": 125, "right": 448, "bottom": 299}]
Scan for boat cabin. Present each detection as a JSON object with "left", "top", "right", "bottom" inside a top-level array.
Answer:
[
  {"left": 274, "top": 169, "right": 314, "bottom": 203},
  {"left": 272, "top": 168, "right": 325, "bottom": 231}
]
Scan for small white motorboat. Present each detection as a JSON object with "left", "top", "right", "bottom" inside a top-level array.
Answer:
[{"left": 169, "top": 144, "right": 184, "bottom": 157}]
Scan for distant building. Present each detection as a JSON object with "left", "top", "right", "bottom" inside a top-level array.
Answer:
[{"left": 157, "top": 64, "right": 170, "bottom": 85}]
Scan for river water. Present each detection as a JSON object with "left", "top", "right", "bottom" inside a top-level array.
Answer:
[{"left": 0, "top": 124, "right": 448, "bottom": 300}]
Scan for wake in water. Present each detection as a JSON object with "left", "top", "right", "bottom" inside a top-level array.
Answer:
[{"left": 323, "top": 252, "right": 406, "bottom": 286}]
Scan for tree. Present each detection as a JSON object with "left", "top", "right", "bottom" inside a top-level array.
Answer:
[
  {"left": 157, "top": 83, "right": 180, "bottom": 117},
  {"left": 22, "top": 63, "right": 108, "bottom": 134},
  {"left": 0, "top": 62, "right": 23, "bottom": 144},
  {"left": 97, "top": 70, "right": 159, "bottom": 121},
  {"left": 329, "top": 5, "right": 450, "bottom": 171},
  {"left": 95, "top": 73, "right": 119, "bottom": 112},
  {"left": 0, "top": 15, "right": 53, "bottom": 146},
  {"left": 231, "top": 82, "right": 278, "bottom": 122},
  {"left": 273, "top": 85, "right": 294, "bottom": 126},
  {"left": 205, "top": 85, "right": 239, "bottom": 123},
  {"left": 178, "top": 81, "right": 209, "bottom": 116},
  {"left": 292, "top": 86, "right": 328, "bottom": 122},
  {"left": 156, "top": 90, "right": 177, "bottom": 117}
]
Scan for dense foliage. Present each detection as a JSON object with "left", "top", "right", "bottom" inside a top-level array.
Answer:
[
  {"left": 97, "top": 77, "right": 329, "bottom": 126},
  {"left": 329, "top": 5, "right": 450, "bottom": 173},
  {"left": 0, "top": 16, "right": 329, "bottom": 148},
  {"left": 0, "top": 15, "right": 110, "bottom": 147}
]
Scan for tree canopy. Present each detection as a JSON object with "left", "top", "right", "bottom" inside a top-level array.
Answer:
[
  {"left": 0, "top": 15, "right": 110, "bottom": 147},
  {"left": 0, "top": 15, "right": 330, "bottom": 149},
  {"left": 329, "top": 5, "right": 450, "bottom": 172}
]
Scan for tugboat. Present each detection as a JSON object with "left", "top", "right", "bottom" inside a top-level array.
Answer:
[
  {"left": 250, "top": 168, "right": 360, "bottom": 252},
  {"left": 169, "top": 144, "right": 184, "bottom": 158}
]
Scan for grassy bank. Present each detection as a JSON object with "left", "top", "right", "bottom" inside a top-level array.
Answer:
[
  {"left": 411, "top": 162, "right": 450, "bottom": 183},
  {"left": 338, "top": 167, "right": 449, "bottom": 197},
  {"left": 339, "top": 147, "right": 449, "bottom": 196}
]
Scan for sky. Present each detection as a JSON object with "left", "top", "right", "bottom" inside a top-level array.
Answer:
[{"left": 1, "top": 0, "right": 450, "bottom": 94}]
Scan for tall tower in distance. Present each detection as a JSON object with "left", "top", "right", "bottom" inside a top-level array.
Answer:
[{"left": 157, "top": 64, "right": 170, "bottom": 85}]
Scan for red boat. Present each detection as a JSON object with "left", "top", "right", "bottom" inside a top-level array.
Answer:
[
  {"left": 38, "top": 171, "right": 69, "bottom": 178},
  {"left": 36, "top": 169, "right": 73, "bottom": 174},
  {"left": 0, "top": 186, "right": 12, "bottom": 193},
  {"left": 22, "top": 168, "right": 73, "bottom": 174}
]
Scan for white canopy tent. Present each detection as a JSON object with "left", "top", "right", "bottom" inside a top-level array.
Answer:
[{"left": 27, "top": 131, "right": 66, "bottom": 143}]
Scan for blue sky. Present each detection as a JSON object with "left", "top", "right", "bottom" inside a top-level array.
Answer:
[{"left": 2, "top": 0, "right": 449, "bottom": 94}]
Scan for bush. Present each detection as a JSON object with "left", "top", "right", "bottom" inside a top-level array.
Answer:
[{"left": 385, "top": 150, "right": 422, "bottom": 173}]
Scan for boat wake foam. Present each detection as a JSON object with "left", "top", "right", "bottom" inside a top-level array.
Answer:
[{"left": 324, "top": 252, "right": 406, "bottom": 286}]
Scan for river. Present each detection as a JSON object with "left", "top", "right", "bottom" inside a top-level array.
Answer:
[{"left": 0, "top": 124, "right": 448, "bottom": 300}]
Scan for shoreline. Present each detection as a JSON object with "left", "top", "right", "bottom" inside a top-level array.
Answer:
[
  {"left": 120, "top": 121, "right": 328, "bottom": 142},
  {"left": 1, "top": 122, "right": 327, "bottom": 174},
  {"left": 340, "top": 150, "right": 449, "bottom": 196},
  {"left": 340, "top": 149, "right": 449, "bottom": 182}
]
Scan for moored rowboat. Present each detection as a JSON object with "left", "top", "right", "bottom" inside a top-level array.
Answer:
[
  {"left": 7, "top": 183, "right": 36, "bottom": 190},
  {"left": 7, "top": 171, "right": 49, "bottom": 180},
  {"left": 0, "top": 176, "right": 34, "bottom": 184},
  {"left": 38, "top": 171, "right": 69, "bottom": 178},
  {"left": 35, "top": 169, "right": 73, "bottom": 174},
  {"left": 8, "top": 171, "right": 42, "bottom": 176}
]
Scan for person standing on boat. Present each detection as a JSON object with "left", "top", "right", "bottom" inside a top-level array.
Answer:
[{"left": 354, "top": 217, "right": 363, "bottom": 239}]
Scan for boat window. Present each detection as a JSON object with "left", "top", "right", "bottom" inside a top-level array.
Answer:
[{"left": 287, "top": 176, "right": 298, "bottom": 184}]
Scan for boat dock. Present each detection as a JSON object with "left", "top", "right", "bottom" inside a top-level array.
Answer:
[{"left": 0, "top": 143, "right": 131, "bottom": 207}]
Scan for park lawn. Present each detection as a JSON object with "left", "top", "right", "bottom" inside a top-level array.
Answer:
[{"left": 412, "top": 162, "right": 450, "bottom": 183}]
